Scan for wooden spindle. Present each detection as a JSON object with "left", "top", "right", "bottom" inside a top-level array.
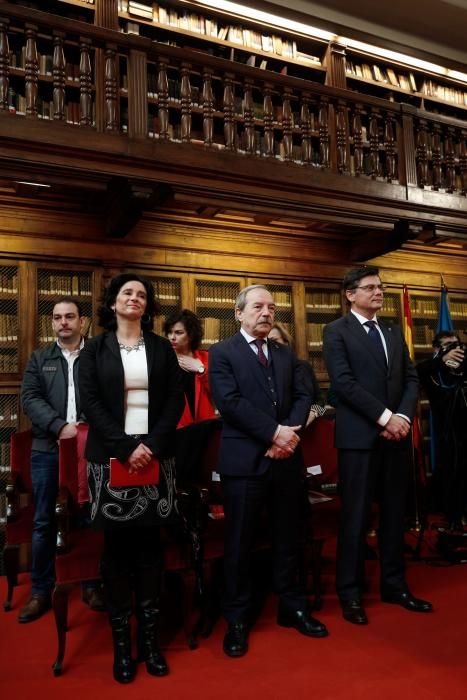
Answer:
[
  {"left": 416, "top": 119, "right": 428, "bottom": 188},
  {"left": 157, "top": 58, "right": 169, "bottom": 140},
  {"left": 242, "top": 78, "right": 255, "bottom": 154},
  {"left": 0, "top": 18, "right": 9, "bottom": 111},
  {"left": 281, "top": 88, "right": 293, "bottom": 162},
  {"left": 52, "top": 32, "right": 66, "bottom": 121},
  {"left": 431, "top": 122, "right": 441, "bottom": 190},
  {"left": 459, "top": 132, "right": 467, "bottom": 196},
  {"left": 25, "top": 24, "right": 39, "bottom": 118},
  {"left": 180, "top": 62, "right": 192, "bottom": 142},
  {"left": 384, "top": 112, "right": 396, "bottom": 182},
  {"left": 335, "top": 100, "right": 348, "bottom": 173},
  {"left": 368, "top": 109, "right": 379, "bottom": 178},
  {"left": 300, "top": 92, "right": 312, "bottom": 165},
  {"left": 445, "top": 127, "right": 455, "bottom": 193},
  {"left": 352, "top": 104, "right": 363, "bottom": 176},
  {"left": 223, "top": 72, "right": 235, "bottom": 151},
  {"left": 263, "top": 83, "right": 274, "bottom": 157},
  {"left": 202, "top": 68, "right": 214, "bottom": 146},
  {"left": 79, "top": 38, "right": 92, "bottom": 126},
  {"left": 318, "top": 98, "right": 329, "bottom": 169},
  {"left": 104, "top": 43, "right": 118, "bottom": 132}
]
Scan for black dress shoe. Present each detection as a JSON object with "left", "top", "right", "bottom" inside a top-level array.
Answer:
[
  {"left": 277, "top": 607, "right": 328, "bottom": 638},
  {"left": 341, "top": 599, "right": 368, "bottom": 625},
  {"left": 381, "top": 590, "right": 433, "bottom": 612},
  {"left": 223, "top": 623, "right": 248, "bottom": 657}
]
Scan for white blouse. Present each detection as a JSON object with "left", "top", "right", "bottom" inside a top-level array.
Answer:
[{"left": 120, "top": 344, "right": 149, "bottom": 435}]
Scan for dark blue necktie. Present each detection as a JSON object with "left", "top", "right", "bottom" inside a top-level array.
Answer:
[
  {"left": 254, "top": 339, "right": 268, "bottom": 366},
  {"left": 364, "top": 320, "right": 387, "bottom": 365}
]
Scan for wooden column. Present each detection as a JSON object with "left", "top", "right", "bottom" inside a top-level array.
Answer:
[
  {"left": 180, "top": 63, "right": 192, "bottom": 142},
  {"left": 52, "top": 31, "right": 66, "bottom": 121},
  {"left": 127, "top": 49, "right": 147, "bottom": 138},
  {"left": 0, "top": 18, "right": 9, "bottom": 111},
  {"left": 79, "top": 37, "right": 93, "bottom": 126},
  {"left": 223, "top": 72, "right": 236, "bottom": 151},
  {"left": 95, "top": 0, "right": 118, "bottom": 31},
  {"left": 399, "top": 104, "right": 418, "bottom": 188},
  {"left": 324, "top": 42, "right": 347, "bottom": 89},
  {"left": 25, "top": 24, "right": 39, "bottom": 118},
  {"left": 243, "top": 78, "right": 255, "bottom": 154},
  {"left": 202, "top": 69, "right": 214, "bottom": 147}
]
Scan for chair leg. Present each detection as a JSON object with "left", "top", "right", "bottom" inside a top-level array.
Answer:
[
  {"left": 52, "top": 583, "right": 72, "bottom": 676},
  {"left": 3, "top": 545, "right": 19, "bottom": 611}
]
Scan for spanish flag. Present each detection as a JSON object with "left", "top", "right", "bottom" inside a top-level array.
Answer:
[{"left": 402, "top": 285, "right": 415, "bottom": 361}]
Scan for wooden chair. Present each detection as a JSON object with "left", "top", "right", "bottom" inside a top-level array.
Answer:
[
  {"left": 3, "top": 429, "right": 33, "bottom": 611},
  {"left": 300, "top": 417, "right": 339, "bottom": 609},
  {"left": 52, "top": 423, "right": 104, "bottom": 676}
]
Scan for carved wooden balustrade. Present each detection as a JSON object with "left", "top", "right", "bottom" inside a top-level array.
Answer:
[{"left": 0, "top": 3, "right": 466, "bottom": 199}]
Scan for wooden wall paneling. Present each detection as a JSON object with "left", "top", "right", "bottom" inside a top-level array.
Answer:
[
  {"left": 95, "top": 0, "right": 119, "bottom": 31},
  {"left": 292, "top": 280, "right": 307, "bottom": 359}
]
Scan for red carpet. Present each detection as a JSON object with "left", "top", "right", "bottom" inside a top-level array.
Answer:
[{"left": 2, "top": 547, "right": 467, "bottom": 700}]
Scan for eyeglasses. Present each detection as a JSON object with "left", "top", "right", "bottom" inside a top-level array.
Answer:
[{"left": 351, "top": 284, "right": 386, "bottom": 293}]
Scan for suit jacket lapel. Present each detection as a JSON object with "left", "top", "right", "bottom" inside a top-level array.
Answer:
[
  {"left": 269, "top": 341, "right": 285, "bottom": 406},
  {"left": 234, "top": 332, "right": 272, "bottom": 399},
  {"left": 346, "top": 313, "right": 387, "bottom": 372},
  {"left": 378, "top": 320, "right": 394, "bottom": 371}
]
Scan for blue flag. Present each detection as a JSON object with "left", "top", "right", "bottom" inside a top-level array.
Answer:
[{"left": 436, "top": 286, "right": 454, "bottom": 333}]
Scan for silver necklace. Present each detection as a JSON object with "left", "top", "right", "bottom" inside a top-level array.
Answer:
[{"left": 117, "top": 335, "right": 145, "bottom": 353}]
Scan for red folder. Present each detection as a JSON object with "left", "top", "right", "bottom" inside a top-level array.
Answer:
[{"left": 109, "top": 457, "right": 160, "bottom": 488}]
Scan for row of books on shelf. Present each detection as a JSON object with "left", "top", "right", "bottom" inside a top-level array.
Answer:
[
  {"left": 0, "top": 274, "right": 18, "bottom": 294},
  {"left": 0, "top": 396, "right": 18, "bottom": 423},
  {"left": 413, "top": 324, "right": 436, "bottom": 345},
  {"left": 450, "top": 301, "right": 467, "bottom": 316},
  {"left": 306, "top": 292, "right": 341, "bottom": 309},
  {"left": 38, "top": 275, "right": 92, "bottom": 296},
  {"left": 201, "top": 316, "right": 237, "bottom": 345},
  {"left": 151, "top": 279, "right": 180, "bottom": 302},
  {"left": 7, "top": 91, "right": 90, "bottom": 124},
  {"left": 307, "top": 323, "right": 325, "bottom": 345},
  {"left": 346, "top": 61, "right": 418, "bottom": 92},
  {"left": 9, "top": 50, "right": 82, "bottom": 83},
  {"left": 421, "top": 80, "right": 467, "bottom": 107},
  {"left": 0, "top": 353, "right": 18, "bottom": 373},
  {"left": 196, "top": 284, "right": 238, "bottom": 304},
  {"left": 119, "top": 1, "right": 320, "bottom": 66},
  {"left": 411, "top": 299, "right": 438, "bottom": 315},
  {"left": 0, "top": 316, "right": 18, "bottom": 343}
]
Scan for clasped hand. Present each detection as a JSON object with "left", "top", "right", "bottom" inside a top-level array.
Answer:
[
  {"left": 380, "top": 414, "right": 410, "bottom": 441},
  {"left": 265, "top": 424, "right": 301, "bottom": 459},
  {"left": 127, "top": 443, "right": 153, "bottom": 474}
]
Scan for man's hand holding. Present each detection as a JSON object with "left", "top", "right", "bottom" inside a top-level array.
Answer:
[
  {"left": 265, "top": 444, "right": 290, "bottom": 460},
  {"left": 273, "top": 425, "right": 301, "bottom": 454},
  {"left": 381, "top": 414, "right": 410, "bottom": 441},
  {"left": 127, "top": 443, "right": 153, "bottom": 474}
]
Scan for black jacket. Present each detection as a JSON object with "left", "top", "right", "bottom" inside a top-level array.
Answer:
[
  {"left": 21, "top": 342, "right": 84, "bottom": 453},
  {"left": 323, "top": 313, "right": 419, "bottom": 449},
  {"left": 79, "top": 331, "right": 185, "bottom": 463}
]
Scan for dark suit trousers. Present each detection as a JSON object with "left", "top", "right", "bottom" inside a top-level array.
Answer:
[
  {"left": 337, "top": 442, "right": 410, "bottom": 602},
  {"left": 221, "top": 460, "right": 306, "bottom": 624}
]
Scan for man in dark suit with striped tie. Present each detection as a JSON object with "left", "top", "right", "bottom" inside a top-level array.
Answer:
[
  {"left": 323, "top": 266, "right": 432, "bottom": 625},
  {"left": 209, "top": 284, "right": 328, "bottom": 657}
]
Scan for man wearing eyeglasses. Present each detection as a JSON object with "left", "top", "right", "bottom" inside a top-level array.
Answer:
[{"left": 323, "top": 266, "right": 432, "bottom": 626}]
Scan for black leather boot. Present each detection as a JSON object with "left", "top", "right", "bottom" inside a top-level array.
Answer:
[
  {"left": 101, "top": 559, "right": 136, "bottom": 684},
  {"left": 136, "top": 603, "right": 169, "bottom": 677},
  {"left": 110, "top": 614, "right": 137, "bottom": 684}
]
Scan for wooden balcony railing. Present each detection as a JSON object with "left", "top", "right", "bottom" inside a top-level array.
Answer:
[{"left": 0, "top": 2, "right": 466, "bottom": 198}]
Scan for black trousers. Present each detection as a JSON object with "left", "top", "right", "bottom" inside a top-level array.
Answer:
[
  {"left": 221, "top": 459, "right": 306, "bottom": 624},
  {"left": 336, "top": 442, "right": 410, "bottom": 602}
]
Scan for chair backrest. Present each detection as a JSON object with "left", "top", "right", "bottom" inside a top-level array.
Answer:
[
  {"left": 58, "top": 423, "right": 89, "bottom": 505},
  {"left": 10, "top": 429, "right": 33, "bottom": 492},
  {"left": 300, "top": 418, "right": 338, "bottom": 488}
]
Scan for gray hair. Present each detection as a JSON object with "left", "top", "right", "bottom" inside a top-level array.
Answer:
[{"left": 235, "top": 284, "right": 270, "bottom": 311}]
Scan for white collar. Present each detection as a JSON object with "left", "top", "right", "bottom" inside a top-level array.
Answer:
[{"left": 351, "top": 309, "right": 378, "bottom": 326}]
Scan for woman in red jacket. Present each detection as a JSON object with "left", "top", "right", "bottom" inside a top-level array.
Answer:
[{"left": 164, "top": 309, "right": 216, "bottom": 427}]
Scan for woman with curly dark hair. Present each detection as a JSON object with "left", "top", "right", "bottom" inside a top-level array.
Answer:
[
  {"left": 163, "top": 309, "right": 216, "bottom": 428},
  {"left": 79, "top": 273, "right": 184, "bottom": 684}
]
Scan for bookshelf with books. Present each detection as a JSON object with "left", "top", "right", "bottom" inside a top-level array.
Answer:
[
  {"left": 194, "top": 277, "right": 242, "bottom": 348},
  {"left": 305, "top": 286, "right": 342, "bottom": 380},
  {"left": 345, "top": 52, "right": 467, "bottom": 121},
  {"left": 117, "top": 0, "right": 327, "bottom": 83},
  {"left": 379, "top": 289, "right": 402, "bottom": 326},
  {"left": 0, "top": 266, "right": 20, "bottom": 377},
  {"left": 5, "top": 16, "right": 96, "bottom": 125},
  {"left": 136, "top": 273, "right": 182, "bottom": 336}
]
